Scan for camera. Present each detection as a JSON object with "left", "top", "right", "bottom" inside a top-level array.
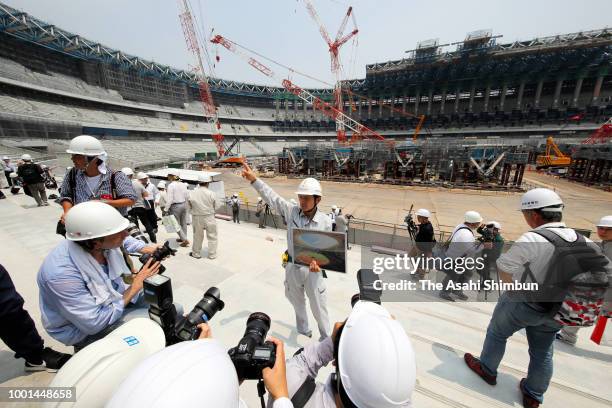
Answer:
[
  {"left": 127, "top": 222, "right": 149, "bottom": 244},
  {"left": 351, "top": 268, "right": 382, "bottom": 307},
  {"left": 139, "top": 241, "right": 176, "bottom": 274},
  {"left": 477, "top": 225, "right": 495, "bottom": 244},
  {"left": 404, "top": 214, "right": 418, "bottom": 235},
  {"left": 228, "top": 312, "right": 276, "bottom": 380},
  {"left": 143, "top": 274, "right": 224, "bottom": 345},
  {"left": 174, "top": 287, "right": 225, "bottom": 342}
]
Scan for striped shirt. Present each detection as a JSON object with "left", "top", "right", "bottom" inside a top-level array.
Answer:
[{"left": 59, "top": 168, "right": 136, "bottom": 216}]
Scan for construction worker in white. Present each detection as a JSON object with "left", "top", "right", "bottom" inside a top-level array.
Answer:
[
  {"left": 187, "top": 174, "right": 218, "bottom": 259},
  {"left": 242, "top": 162, "right": 331, "bottom": 341}
]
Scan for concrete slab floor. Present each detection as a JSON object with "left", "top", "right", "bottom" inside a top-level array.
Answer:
[{"left": 0, "top": 181, "right": 610, "bottom": 408}]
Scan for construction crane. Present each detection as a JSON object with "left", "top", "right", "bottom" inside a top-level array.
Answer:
[
  {"left": 178, "top": 0, "right": 236, "bottom": 160},
  {"left": 580, "top": 117, "right": 612, "bottom": 145},
  {"left": 302, "top": 1, "right": 358, "bottom": 143},
  {"left": 536, "top": 136, "right": 572, "bottom": 169},
  {"left": 211, "top": 34, "right": 387, "bottom": 144}
]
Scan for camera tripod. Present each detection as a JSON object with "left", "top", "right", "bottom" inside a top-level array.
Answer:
[{"left": 260, "top": 204, "right": 277, "bottom": 229}]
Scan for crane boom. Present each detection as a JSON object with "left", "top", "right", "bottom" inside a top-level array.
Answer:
[
  {"left": 178, "top": 0, "right": 225, "bottom": 156},
  {"left": 211, "top": 34, "right": 386, "bottom": 143}
]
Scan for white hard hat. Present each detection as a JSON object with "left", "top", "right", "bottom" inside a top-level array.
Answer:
[
  {"left": 2, "top": 156, "right": 8, "bottom": 160},
  {"left": 9, "top": 172, "right": 17, "bottom": 178},
  {"left": 416, "top": 208, "right": 431, "bottom": 218},
  {"left": 167, "top": 169, "right": 179, "bottom": 177},
  {"left": 157, "top": 181, "right": 166, "bottom": 189},
  {"left": 136, "top": 172, "right": 148, "bottom": 180},
  {"left": 257, "top": 197, "right": 262, "bottom": 201},
  {"left": 520, "top": 188, "right": 563, "bottom": 212},
  {"left": 337, "top": 301, "right": 416, "bottom": 408},
  {"left": 232, "top": 193, "right": 238, "bottom": 197},
  {"left": 66, "top": 135, "right": 106, "bottom": 156},
  {"left": 597, "top": 215, "right": 612, "bottom": 228},
  {"left": 295, "top": 177, "right": 322, "bottom": 196},
  {"left": 464, "top": 210, "right": 483, "bottom": 223},
  {"left": 121, "top": 167, "right": 134, "bottom": 176},
  {"left": 487, "top": 221, "right": 501, "bottom": 230},
  {"left": 21, "top": 154, "right": 32, "bottom": 161},
  {"left": 107, "top": 339, "right": 240, "bottom": 408},
  {"left": 198, "top": 174, "right": 212, "bottom": 183},
  {"left": 65, "top": 202, "right": 129, "bottom": 241},
  {"left": 40, "top": 164, "right": 48, "bottom": 169}
]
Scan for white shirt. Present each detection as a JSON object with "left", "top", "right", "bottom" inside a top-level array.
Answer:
[
  {"left": 446, "top": 223, "right": 479, "bottom": 259},
  {"left": 84, "top": 174, "right": 102, "bottom": 196},
  {"left": 188, "top": 186, "right": 217, "bottom": 216},
  {"left": 164, "top": 181, "right": 189, "bottom": 211},
  {"left": 144, "top": 182, "right": 158, "bottom": 202},
  {"left": 497, "top": 222, "right": 586, "bottom": 283}
]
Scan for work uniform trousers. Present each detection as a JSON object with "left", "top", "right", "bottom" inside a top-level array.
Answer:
[
  {"left": 169, "top": 202, "right": 188, "bottom": 241},
  {"left": 192, "top": 214, "right": 218, "bottom": 258},
  {"left": 0, "top": 264, "right": 44, "bottom": 362},
  {"left": 28, "top": 182, "right": 48, "bottom": 206},
  {"left": 284, "top": 263, "right": 331, "bottom": 340},
  {"left": 131, "top": 207, "right": 157, "bottom": 243}
]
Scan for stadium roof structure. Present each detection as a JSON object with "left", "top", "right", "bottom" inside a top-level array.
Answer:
[
  {"left": 0, "top": 1, "right": 333, "bottom": 98},
  {"left": 366, "top": 28, "right": 612, "bottom": 73}
]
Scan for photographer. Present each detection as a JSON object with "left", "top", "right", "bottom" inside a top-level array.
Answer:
[
  {"left": 410, "top": 209, "right": 435, "bottom": 278},
  {"left": 17, "top": 154, "right": 49, "bottom": 207},
  {"left": 270, "top": 301, "right": 416, "bottom": 408},
  {"left": 107, "top": 322, "right": 293, "bottom": 408},
  {"left": 37, "top": 201, "right": 161, "bottom": 352},
  {"left": 439, "top": 211, "right": 484, "bottom": 302},
  {"left": 476, "top": 221, "right": 504, "bottom": 279},
  {"left": 58, "top": 135, "right": 136, "bottom": 226}
]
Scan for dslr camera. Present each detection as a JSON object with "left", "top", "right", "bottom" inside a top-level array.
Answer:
[
  {"left": 143, "top": 274, "right": 225, "bottom": 344},
  {"left": 139, "top": 241, "right": 176, "bottom": 274},
  {"left": 477, "top": 224, "right": 495, "bottom": 244},
  {"left": 228, "top": 312, "right": 276, "bottom": 380}
]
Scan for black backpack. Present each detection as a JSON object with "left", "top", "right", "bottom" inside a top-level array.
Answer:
[
  {"left": 521, "top": 229, "right": 610, "bottom": 327},
  {"left": 20, "top": 164, "right": 42, "bottom": 184}
]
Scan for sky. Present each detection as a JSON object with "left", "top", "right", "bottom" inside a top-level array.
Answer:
[{"left": 4, "top": 0, "right": 612, "bottom": 88}]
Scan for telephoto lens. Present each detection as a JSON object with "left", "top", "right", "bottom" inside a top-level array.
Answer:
[
  {"left": 174, "top": 287, "right": 225, "bottom": 342},
  {"left": 228, "top": 312, "right": 277, "bottom": 380},
  {"left": 127, "top": 223, "right": 149, "bottom": 244}
]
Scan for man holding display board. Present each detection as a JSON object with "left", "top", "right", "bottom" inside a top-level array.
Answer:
[{"left": 242, "top": 162, "right": 332, "bottom": 341}]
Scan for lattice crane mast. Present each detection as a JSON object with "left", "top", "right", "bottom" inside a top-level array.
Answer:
[
  {"left": 211, "top": 34, "right": 386, "bottom": 144},
  {"left": 178, "top": 0, "right": 225, "bottom": 156},
  {"left": 302, "top": 0, "right": 358, "bottom": 143}
]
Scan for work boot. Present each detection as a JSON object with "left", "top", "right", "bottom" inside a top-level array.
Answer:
[
  {"left": 519, "top": 378, "right": 540, "bottom": 408},
  {"left": 464, "top": 353, "right": 497, "bottom": 385},
  {"left": 438, "top": 291, "right": 455, "bottom": 302},
  {"left": 25, "top": 347, "right": 72, "bottom": 373},
  {"left": 180, "top": 240, "right": 190, "bottom": 247}
]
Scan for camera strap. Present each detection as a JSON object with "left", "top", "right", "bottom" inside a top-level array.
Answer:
[{"left": 291, "top": 376, "right": 316, "bottom": 408}]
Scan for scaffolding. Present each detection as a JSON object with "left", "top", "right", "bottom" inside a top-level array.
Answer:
[{"left": 278, "top": 141, "right": 528, "bottom": 190}]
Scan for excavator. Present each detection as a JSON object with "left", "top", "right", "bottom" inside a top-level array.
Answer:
[{"left": 535, "top": 136, "right": 571, "bottom": 169}]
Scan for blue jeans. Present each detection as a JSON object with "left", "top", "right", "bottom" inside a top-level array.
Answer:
[{"left": 479, "top": 292, "right": 561, "bottom": 403}]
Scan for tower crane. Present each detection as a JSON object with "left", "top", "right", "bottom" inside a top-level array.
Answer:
[
  {"left": 211, "top": 34, "right": 387, "bottom": 144},
  {"left": 178, "top": 0, "right": 234, "bottom": 159},
  {"left": 302, "top": 0, "right": 358, "bottom": 143}
]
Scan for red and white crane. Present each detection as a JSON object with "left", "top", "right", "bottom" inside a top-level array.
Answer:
[
  {"left": 302, "top": 1, "right": 358, "bottom": 143},
  {"left": 177, "top": 0, "right": 226, "bottom": 157},
  {"left": 211, "top": 34, "right": 386, "bottom": 144}
]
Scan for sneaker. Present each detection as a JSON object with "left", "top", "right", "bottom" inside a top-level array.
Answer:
[
  {"left": 298, "top": 330, "right": 313, "bottom": 338},
  {"left": 555, "top": 332, "right": 576, "bottom": 346},
  {"left": 454, "top": 291, "right": 469, "bottom": 301},
  {"left": 25, "top": 347, "right": 71, "bottom": 373},
  {"left": 519, "top": 378, "right": 540, "bottom": 408},
  {"left": 43, "top": 202, "right": 50, "bottom": 206},
  {"left": 439, "top": 291, "right": 455, "bottom": 302},
  {"left": 208, "top": 255, "right": 217, "bottom": 260},
  {"left": 464, "top": 353, "right": 497, "bottom": 385},
  {"left": 189, "top": 252, "right": 202, "bottom": 259}
]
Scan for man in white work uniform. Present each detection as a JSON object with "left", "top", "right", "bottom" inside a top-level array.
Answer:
[
  {"left": 242, "top": 162, "right": 331, "bottom": 341},
  {"left": 187, "top": 174, "right": 218, "bottom": 259}
]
